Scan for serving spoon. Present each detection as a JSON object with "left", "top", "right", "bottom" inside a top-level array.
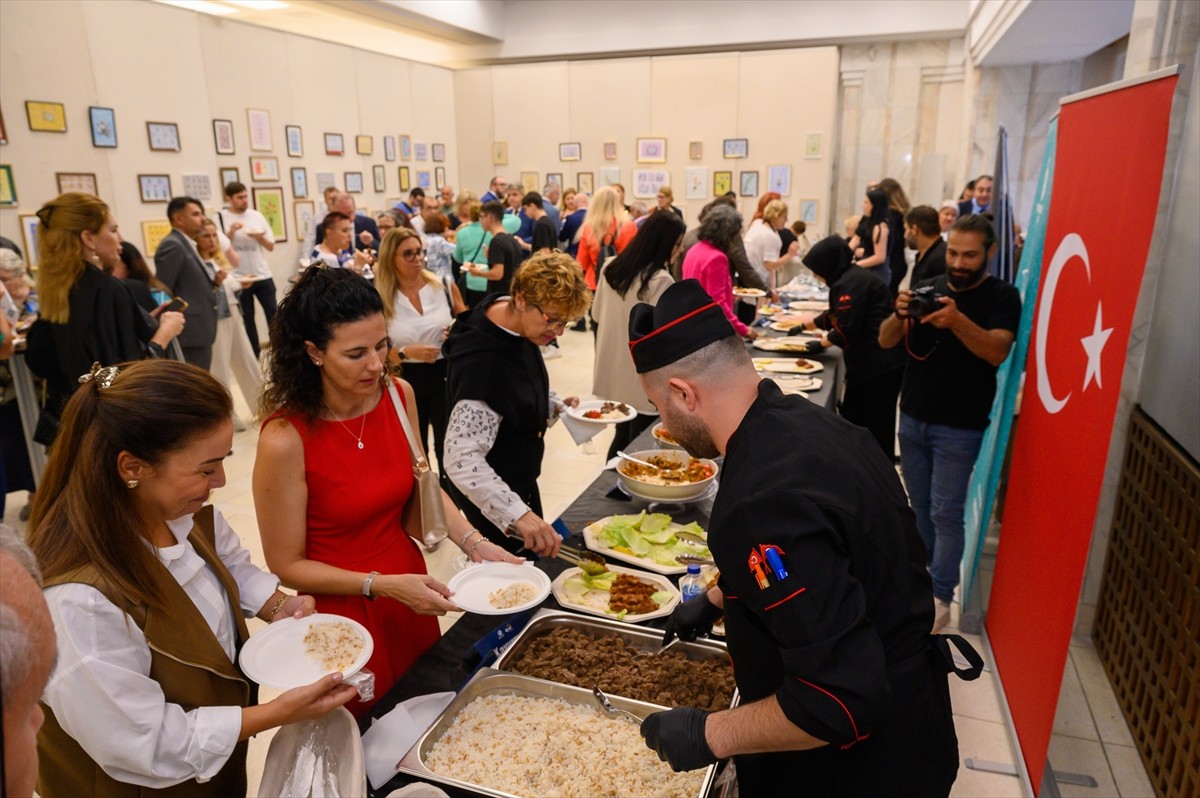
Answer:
[
  {"left": 592, "top": 686, "right": 642, "bottom": 724},
  {"left": 616, "top": 450, "right": 659, "bottom": 470}
]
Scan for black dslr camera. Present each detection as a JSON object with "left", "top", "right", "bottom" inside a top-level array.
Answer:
[{"left": 906, "top": 285, "right": 945, "bottom": 320}]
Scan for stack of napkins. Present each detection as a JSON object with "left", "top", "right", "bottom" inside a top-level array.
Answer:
[{"left": 362, "top": 691, "right": 456, "bottom": 790}]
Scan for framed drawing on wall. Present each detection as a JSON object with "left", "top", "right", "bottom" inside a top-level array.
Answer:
[
  {"left": 356, "top": 135, "right": 373, "bottom": 156},
  {"left": 383, "top": 135, "right": 396, "bottom": 162},
  {"left": 219, "top": 167, "right": 239, "bottom": 189},
  {"left": 603, "top": 141, "right": 617, "bottom": 161},
  {"left": 767, "top": 164, "right": 792, "bottom": 196},
  {"left": 324, "top": 133, "right": 344, "bottom": 156},
  {"left": 520, "top": 172, "right": 538, "bottom": 193},
  {"left": 636, "top": 138, "right": 666, "bottom": 163},
  {"left": 20, "top": 215, "right": 39, "bottom": 267},
  {"left": 398, "top": 166, "right": 410, "bottom": 191},
  {"left": 373, "top": 164, "right": 386, "bottom": 193},
  {"left": 491, "top": 141, "right": 507, "bottom": 165},
  {"left": 632, "top": 169, "right": 669, "bottom": 199},
  {"left": 684, "top": 167, "right": 708, "bottom": 200},
  {"left": 416, "top": 170, "right": 431, "bottom": 189},
  {"left": 713, "top": 171, "right": 732, "bottom": 196},
  {"left": 315, "top": 172, "right": 336, "bottom": 193},
  {"left": 559, "top": 142, "right": 581, "bottom": 162},
  {"left": 56, "top": 172, "right": 98, "bottom": 196},
  {"left": 434, "top": 166, "right": 446, "bottom": 190},
  {"left": 146, "top": 122, "right": 180, "bottom": 152},
  {"left": 212, "top": 119, "right": 235, "bottom": 155},
  {"left": 432, "top": 143, "right": 445, "bottom": 162},
  {"left": 799, "top": 198, "right": 819, "bottom": 224},
  {"left": 247, "top": 108, "right": 272, "bottom": 151},
  {"left": 804, "top": 132, "right": 822, "bottom": 159},
  {"left": 291, "top": 167, "right": 308, "bottom": 198},
  {"left": 285, "top": 125, "right": 303, "bottom": 157},
  {"left": 89, "top": 107, "right": 117, "bottom": 148},
  {"left": 722, "top": 138, "right": 748, "bottom": 159},
  {"left": 140, "top": 220, "right": 173, "bottom": 257},
  {"left": 294, "top": 200, "right": 316, "bottom": 245},
  {"left": 414, "top": 142, "right": 428, "bottom": 162},
  {"left": 689, "top": 141, "right": 703, "bottom": 160},
  {"left": 181, "top": 174, "right": 211, "bottom": 201},
  {"left": 25, "top": 101, "right": 66, "bottom": 133},
  {"left": 739, "top": 171, "right": 758, "bottom": 197},
  {"left": 598, "top": 167, "right": 620, "bottom": 187},
  {"left": 546, "top": 172, "right": 562, "bottom": 187},
  {"left": 345, "top": 171, "right": 364, "bottom": 193},
  {"left": 252, "top": 186, "right": 287, "bottom": 242},
  {"left": 400, "top": 134, "right": 413, "bottom": 161},
  {"left": 138, "top": 174, "right": 172, "bottom": 203},
  {"left": 577, "top": 172, "right": 594, "bottom": 195},
  {"left": 249, "top": 156, "right": 279, "bottom": 182},
  {"left": 0, "top": 165, "right": 16, "bottom": 207}
]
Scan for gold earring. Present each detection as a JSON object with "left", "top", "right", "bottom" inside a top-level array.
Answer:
[{"left": 126, "top": 479, "right": 139, "bottom": 489}]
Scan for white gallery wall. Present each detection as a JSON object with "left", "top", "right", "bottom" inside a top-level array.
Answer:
[
  {"left": 454, "top": 48, "right": 840, "bottom": 232},
  {"left": 0, "top": 0, "right": 459, "bottom": 281}
]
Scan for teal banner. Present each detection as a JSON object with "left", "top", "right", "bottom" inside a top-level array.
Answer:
[{"left": 959, "top": 118, "right": 1058, "bottom": 607}]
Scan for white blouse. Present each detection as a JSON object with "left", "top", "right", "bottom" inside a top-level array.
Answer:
[
  {"left": 744, "top": 218, "right": 783, "bottom": 279},
  {"left": 387, "top": 280, "right": 455, "bottom": 355},
  {"left": 41, "top": 507, "right": 278, "bottom": 788}
]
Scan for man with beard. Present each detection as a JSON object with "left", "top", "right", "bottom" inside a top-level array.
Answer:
[
  {"left": 632, "top": 280, "right": 975, "bottom": 797},
  {"left": 879, "top": 214, "right": 1021, "bottom": 633}
]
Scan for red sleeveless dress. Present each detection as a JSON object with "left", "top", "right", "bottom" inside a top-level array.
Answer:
[{"left": 268, "top": 381, "right": 440, "bottom": 717}]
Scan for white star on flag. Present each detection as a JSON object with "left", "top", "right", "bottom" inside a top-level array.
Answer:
[{"left": 1080, "top": 302, "right": 1114, "bottom": 391}]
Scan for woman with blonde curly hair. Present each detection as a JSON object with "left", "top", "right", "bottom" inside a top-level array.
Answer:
[
  {"left": 254, "top": 266, "right": 519, "bottom": 717},
  {"left": 443, "top": 251, "right": 592, "bottom": 556},
  {"left": 24, "top": 193, "right": 184, "bottom": 444}
]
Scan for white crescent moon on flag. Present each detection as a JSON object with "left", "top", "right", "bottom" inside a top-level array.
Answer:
[{"left": 1036, "top": 233, "right": 1091, "bottom": 414}]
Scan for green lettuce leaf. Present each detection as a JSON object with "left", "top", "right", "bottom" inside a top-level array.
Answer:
[{"left": 650, "top": 590, "right": 673, "bottom": 606}]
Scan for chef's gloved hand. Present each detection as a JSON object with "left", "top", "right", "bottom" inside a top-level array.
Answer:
[
  {"left": 786, "top": 325, "right": 809, "bottom": 337},
  {"left": 641, "top": 707, "right": 717, "bottom": 772},
  {"left": 661, "top": 592, "right": 722, "bottom": 646}
]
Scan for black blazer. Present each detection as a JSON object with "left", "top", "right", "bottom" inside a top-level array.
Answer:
[{"left": 153, "top": 229, "right": 217, "bottom": 348}]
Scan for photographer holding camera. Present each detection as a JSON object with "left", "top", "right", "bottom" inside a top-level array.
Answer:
[{"left": 879, "top": 214, "right": 1021, "bottom": 633}]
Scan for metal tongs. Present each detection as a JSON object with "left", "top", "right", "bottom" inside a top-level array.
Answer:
[
  {"left": 558, "top": 543, "right": 609, "bottom": 575},
  {"left": 675, "top": 553, "right": 716, "bottom": 566}
]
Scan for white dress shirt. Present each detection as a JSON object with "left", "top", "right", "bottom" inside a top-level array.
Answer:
[
  {"left": 387, "top": 281, "right": 454, "bottom": 356},
  {"left": 41, "top": 507, "right": 278, "bottom": 788}
]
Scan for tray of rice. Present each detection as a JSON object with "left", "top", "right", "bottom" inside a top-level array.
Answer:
[
  {"left": 396, "top": 668, "right": 717, "bottom": 798},
  {"left": 495, "top": 609, "right": 737, "bottom": 711}
]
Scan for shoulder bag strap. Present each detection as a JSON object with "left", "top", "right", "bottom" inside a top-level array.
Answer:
[{"left": 387, "top": 380, "right": 428, "bottom": 475}]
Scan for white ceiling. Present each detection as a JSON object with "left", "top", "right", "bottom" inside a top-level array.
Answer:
[{"left": 970, "top": 0, "right": 1134, "bottom": 66}]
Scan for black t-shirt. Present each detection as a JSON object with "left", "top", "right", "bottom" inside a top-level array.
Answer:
[
  {"left": 778, "top": 227, "right": 797, "bottom": 256},
  {"left": 531, "top": 216, "right": 557, "bottom": 252},
  {"left": 911, "top": 238, "right": 947, "bottom": 285},
  {"left": 899, "top": 274, "right": 1022, "bottom": 430},
  {"left": 486, "top": 232, "right": 521, "bottom": 294}
]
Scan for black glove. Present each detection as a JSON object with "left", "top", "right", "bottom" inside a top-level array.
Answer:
[
  {"left": 662, "top": 592, "right": 723, "bottom": 646},
  {"left": 805, "top": 338, "right": 825, "bottom": 353},
  {"left": 641, "top": 707, "right": 717, "bottom": 772},
  {"left": 786, "top": 325, "right": 809, "bottom": 337}
]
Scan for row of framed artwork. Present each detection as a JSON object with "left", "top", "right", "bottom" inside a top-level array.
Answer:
[
  {"left": 509, "top": 164, "right": 798, "bottom": 201},
  {"left": 491, "top": 134, "right": 823, "bottom": 165}
]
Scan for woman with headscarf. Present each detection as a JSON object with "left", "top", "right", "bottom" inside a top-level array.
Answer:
[
  {"left": 849, "top": 188, "right": 892, "bottom": 288},
  {"left": 798, "top": 236, "right": 905, "bottom": 457}
]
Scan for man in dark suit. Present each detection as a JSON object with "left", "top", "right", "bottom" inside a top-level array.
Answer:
[
  {"left": 154, "top": 196, "right": 220, "bottom": 368},
  {"left": 315, "top": 193, "right": 380, "bottom": 253},
  {"left": 957, "top": 174, "right": 992, "bottom": 217}
]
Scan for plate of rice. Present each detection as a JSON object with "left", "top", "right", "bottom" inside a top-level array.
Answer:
[
  {"left": 447, "top": 562, "right": 552, "bottom": 615},
  {"left": 238, "top": 613, "right": 373, "bottom": 690}
]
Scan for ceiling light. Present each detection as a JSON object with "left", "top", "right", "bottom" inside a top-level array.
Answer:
[
  {"left": 158, "top": 0, "right": 238, "bottom": 15},
  {"left": 224, "top": 0, "right": 288, "bottom": 9}
]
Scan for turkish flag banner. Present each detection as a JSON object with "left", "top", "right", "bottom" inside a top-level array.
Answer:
[{"left": 987, "top": 73, "right": 1177, "bottom": 792}]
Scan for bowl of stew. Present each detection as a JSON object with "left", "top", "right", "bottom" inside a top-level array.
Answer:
[{"left": 616, "top": 450, "right": 719, "bottom": 501}]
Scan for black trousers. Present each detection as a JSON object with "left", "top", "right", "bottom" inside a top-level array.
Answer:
[
  {"left": 840, "top": 368, "right": 903, "bottom": 459},
  {"left": 400, "top": 359, "right": 449, "bottom": 489},
  {"left": 239, "top": 277, "right": 278, "bottom": 357},
  {"left": 606, "top": 412, "right": 655, "bottom": 461},
  {"left": 181, "top": 344, "right": 213, "bottom": 371}
]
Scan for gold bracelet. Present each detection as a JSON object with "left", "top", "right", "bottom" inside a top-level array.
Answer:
[{"left": 267, "top": 593, "right": 289, "bottom": 619}]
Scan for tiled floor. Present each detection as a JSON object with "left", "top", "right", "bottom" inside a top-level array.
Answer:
[{"left": 3, "top": 328, "right": 1153, "bottom": 797}]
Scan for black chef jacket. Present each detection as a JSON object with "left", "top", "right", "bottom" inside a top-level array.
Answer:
[{"left": 709, "top": 380, "right": 958, "bottom": 796}]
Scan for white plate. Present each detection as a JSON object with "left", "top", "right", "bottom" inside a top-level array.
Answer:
[
  {"left": 236, "top": 273, "right": 270, "bottom": 283},
  {"left": 732, "top": 287, "right": 767, "bottom": 297},
  {"left": 238, "top": 613, "right": 374, "bottom": 690},
  {"left": 583, "top": 516, "right": 710, "bottom": 576},
  {"left": 753, "top": 357, "right": 825, "bottom": 374},
  {"left": 768, "top": 320, "right": 810, "bottom": 333},
  {"left": 788, "top": 299, "right": 827, "bottom": 311},
  {"left": 551, "top": 564, "right": 680, "bottom": 623},
  {"left": 446, "top": 562, "right": 551, "bottom": 615},
  {"left": 566, "top": 399, "right": 638, "bottom": 425},
  {"left": 752, "top": 337, "right": 816, "bottom": 353}
]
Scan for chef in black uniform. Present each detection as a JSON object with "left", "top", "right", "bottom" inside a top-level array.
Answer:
[{"left": 630, "top": 280, "right": 979, "bottom": 797}]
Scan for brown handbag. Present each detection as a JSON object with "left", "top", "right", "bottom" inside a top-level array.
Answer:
[{"left": 387, "top": 381, "right": 449, "bottom": 550}]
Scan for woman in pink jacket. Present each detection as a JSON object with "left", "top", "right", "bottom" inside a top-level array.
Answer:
[{"left": 680, "top": 204, "right": 757, "bottom": 340}]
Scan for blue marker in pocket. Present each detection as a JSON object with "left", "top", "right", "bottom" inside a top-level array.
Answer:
[{"left": 764, "top": 548, "right": 789, "bottom": 582}]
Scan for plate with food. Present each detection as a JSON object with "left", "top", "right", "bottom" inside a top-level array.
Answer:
[
  {"left": 769, "top": 319, "right": 809, "bottom": 333},
  {"left": 616, "top": 449, "right": 718, "bottom": 501},
  {"left": 446, "top": 562, "right": 551, "bottom": 615},
  {"left": 732, "top": 287, "right": 767, "bottom": 298},
  {"left": 239, "top": 613, "right": 374, "bottom": 690},
  {"left": 788, "top": 299, "right": 827, "bottom": 312},
  {"left": 235, "top": 273, "right": 270, "bottom": 283},
  {"left": 757, "top": 304, "right": 783, "bottom": 316},
  {"left": 552, "top": 563, "right": 680, "bottom": 622},
  {"left": 583, "top": 511, "right": 711, "bottom": 575},
  {"left": 753, "top": 357, "right": 825, "bottom": 375},
  {"left": 567, "top": 399, "right": 638, "bottom": 425},
  {"left": 753, "top": 337, "right": 817, "bottom": 353},
  {"left": 650, "top": 422, "right": 686, "bottom": 450}
]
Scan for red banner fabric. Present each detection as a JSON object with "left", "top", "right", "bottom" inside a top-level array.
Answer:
[{"left": 986, "top": 73, "right": 1177, "bottom": 792}]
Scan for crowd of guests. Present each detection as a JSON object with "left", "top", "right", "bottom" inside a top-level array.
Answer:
[{"left": 0, "top": 165, "right": 1018, "bottom": 794}]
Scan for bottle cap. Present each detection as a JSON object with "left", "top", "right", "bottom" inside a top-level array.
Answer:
[{"left": 686, "top": 564, "right": 700, "bottom": 575}]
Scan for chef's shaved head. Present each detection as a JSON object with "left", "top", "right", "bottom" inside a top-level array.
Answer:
[{"left": 641, "top": 335, "right": 750, "bottom": 394}]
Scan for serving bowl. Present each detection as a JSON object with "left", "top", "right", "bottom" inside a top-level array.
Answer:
[
  {"left": 615, "top": 449, "right": 718, "bottom": 501},
  {"left": 650, "top": 421, "right": 686, "bottom": 451}
]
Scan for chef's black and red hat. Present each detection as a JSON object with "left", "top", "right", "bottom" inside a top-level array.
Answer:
[{"left": 628, "top": 279, "right": 735, "bottom": 374}]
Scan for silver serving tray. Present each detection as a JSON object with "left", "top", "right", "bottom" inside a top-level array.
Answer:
[
  {"left": 493, "top": 608, "right": 738, "bottom": 710},
  {"left": 395, "top": 667, "right": 718, "bottom": 798}
]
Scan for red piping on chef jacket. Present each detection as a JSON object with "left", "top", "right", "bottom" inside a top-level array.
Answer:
[
  {"left": 763, "top": 586, "right": 807, "bottom": 610},
  {"left": 792, "top": 675, "right": 866, "bottom": 744}
]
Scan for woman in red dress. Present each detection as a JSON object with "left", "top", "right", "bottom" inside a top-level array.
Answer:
[{"left": 254, "top": 266, "right": 520, "bottom": 717}]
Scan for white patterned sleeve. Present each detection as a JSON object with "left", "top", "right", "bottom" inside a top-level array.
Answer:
[
  {"left": 444, "top": 399, "right": 531, "bottom": 531},
  {"left": 547, "top": 389, "right": 566, "bottom": 426}
]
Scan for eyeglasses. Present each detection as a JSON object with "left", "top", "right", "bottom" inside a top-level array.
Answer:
[
  {"left": 531, "top": 303, "right": 571, "bottom": 332},
  {"left": 399, "top": 248, "right": 425, "bottom": 261}
]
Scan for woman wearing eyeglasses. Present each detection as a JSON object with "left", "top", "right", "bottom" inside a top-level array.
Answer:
[
  {"left": 443, "top": 252, "right": 592, "bottom": 557},
  {"left": 374, "top": 228, "right": 466, "bottom": 488}
]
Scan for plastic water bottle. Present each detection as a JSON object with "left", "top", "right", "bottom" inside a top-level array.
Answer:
[{"left": 679, "top": 564, "right": 705, "bottom": 603}]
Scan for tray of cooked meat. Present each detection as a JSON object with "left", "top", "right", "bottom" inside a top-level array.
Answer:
[{"left": 493, "top": 609, "right": 738, "bottom": 711}]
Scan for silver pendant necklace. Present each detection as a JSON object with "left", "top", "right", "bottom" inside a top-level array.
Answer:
[{"left": 325, "top": 399, "right": 368, "bottom": 449}]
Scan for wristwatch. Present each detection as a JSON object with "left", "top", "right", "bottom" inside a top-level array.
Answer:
[
  {"left": 396, "top": 347, "right": 407, "bottom": 362},
  {"left": 362, "top": 571, "right": 380, "bottom": 600}
]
